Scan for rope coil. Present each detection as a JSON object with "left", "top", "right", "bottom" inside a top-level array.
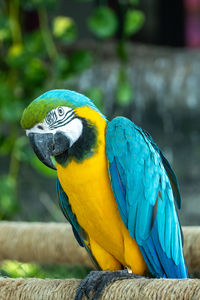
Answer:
[
  {"left": 0, "top": 222, "right": 199, "bottom": 299},
  {"left": 0, "top": 277, "right": 199, "bottom": 300}
]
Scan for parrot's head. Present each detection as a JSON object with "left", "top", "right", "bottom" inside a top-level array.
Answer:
[{"left": 21, "top": 89, "right": 106, "bottom": 170}]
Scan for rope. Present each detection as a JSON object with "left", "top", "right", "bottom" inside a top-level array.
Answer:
[
  {"left": 0, "top": 222, "right": 199, "bottom": 274},
  {"left": 0, "top": 277, "right": 199, "bottom": 300},
  {"left": 0, "top": 222, "right": 199, "bottom": 299}
]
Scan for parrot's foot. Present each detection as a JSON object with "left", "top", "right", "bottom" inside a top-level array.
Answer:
[{"left": 75, "top": 269, "right": 143, "bottom": 300}]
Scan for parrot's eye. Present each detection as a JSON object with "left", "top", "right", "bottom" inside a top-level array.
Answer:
[{"left": 57, "top": 107, "right": 64, "bottom": 116}]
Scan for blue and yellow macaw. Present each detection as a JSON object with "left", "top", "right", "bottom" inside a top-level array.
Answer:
[{"left": 21, "top": 89, "right": 188, "bottom": 297}]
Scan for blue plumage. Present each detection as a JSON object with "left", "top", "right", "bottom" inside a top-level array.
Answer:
[
  {"left": 109, "top": 159, "right": 127, "bottom": 226},
  {"left": 23, "top": 87, "right": 187, "bottom": 280},
  {"left": 106, "top": 116, "right": 188, "bottom": 278},
  {"left": 53, "top": 93, "right": 187, "bottom": 278},
  {"left": 37, "top": 89, "right": 105, "bottom": 118}
]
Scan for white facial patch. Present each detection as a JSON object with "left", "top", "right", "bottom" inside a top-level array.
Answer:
[
  {"left": 61, "top": 117, "right": 83, "bottom": 147},
  {"left": 26, "top": 106, "right": 83, "bottom": 147}
]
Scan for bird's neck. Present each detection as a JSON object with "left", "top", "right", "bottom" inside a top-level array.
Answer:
[{"left": 56, "top": 106, "right": 108, "bottom": 171}]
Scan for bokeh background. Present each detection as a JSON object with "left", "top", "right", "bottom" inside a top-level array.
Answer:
[{"left": 0, "top": 0, "right": 200, "bottom": 279}]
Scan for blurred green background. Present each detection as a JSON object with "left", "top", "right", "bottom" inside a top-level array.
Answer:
[
  {"left": 0, "top": 0, "right": 145, "bottom": 221},
  {"left": 0, "top": 0, "right": 200, "bottom": 280},
  {"left": 0, "top": 0, "right": 145, "bottom": 279}
]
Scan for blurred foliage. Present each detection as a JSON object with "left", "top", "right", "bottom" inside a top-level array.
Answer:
[
  {"left": 88, "top": 6, "right": 118, "bottom": 39},
  {"left": 116, "top": 68, "right": 134, "bottom": 105},
  {"left": 0, "top": 0, "right": 144, "bottom": 278},
  {"left": 0, "top": 260, "right": 92, "bottom": 279},
  {"left": 0, "top": 0, "right": 144, "bottom": 218},
  {"left": 53, "top": 16, "right": 77, "bottom": 43},
  {"left": 124, "top": 9, "right": 145, "bottom": 37}
]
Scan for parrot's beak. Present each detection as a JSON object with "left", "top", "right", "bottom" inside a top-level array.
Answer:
[{"left": 28, "top": 132, "right": 70, "bottom": 170}]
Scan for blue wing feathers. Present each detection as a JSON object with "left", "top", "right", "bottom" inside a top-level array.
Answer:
[
  {"left": 72, "top": 225, "right": 85, "bottom": 247},
  {"left": 109, "top": 159, "right": 128, "bottom": 226},
  {"left": 142, "top": 129, "right": 182, "bottom": 209},
  {"left": 141, "top": 219, "right": 188, "bottom": 278},
  {"left": 140, "top": 236, "right": 165, "bottom": 276},
  {"left": 106, "top": 116, "right": 188, "bottom": 278},
  {"left": 152, "top": 219, "right": 188, "bottom": 278}
]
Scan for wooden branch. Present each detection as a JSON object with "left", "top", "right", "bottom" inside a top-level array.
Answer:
[
  {"left": 0, "top": 277, "right": 199, "bottom": 300},
  {"left": 0, "top": 222, "right": 199, "bottom": 274}
]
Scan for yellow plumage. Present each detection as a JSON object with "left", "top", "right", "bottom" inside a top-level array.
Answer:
[{"left": 57, "top": 107, "right": 147, "bottom": 274}]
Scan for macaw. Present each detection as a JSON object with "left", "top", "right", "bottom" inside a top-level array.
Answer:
[{"left": 21, "top": 89, "right": 188, "bottom": 299}]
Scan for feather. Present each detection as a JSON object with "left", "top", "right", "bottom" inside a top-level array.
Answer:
[
  {"left": 106, "top": 116, "right": 188, "bottom": 278},
  {"left": 56, "top": 177, "right": 101, "bottom": 270}
]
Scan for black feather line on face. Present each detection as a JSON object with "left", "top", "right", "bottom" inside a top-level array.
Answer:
[
  {"left": 55, "top": 117, "right": 97, "bottom": 166},
  {"left": 69, "top": 117, "right": 97, "bottom": 162},
  {"left": 50, "top": 115, "right": 76, "bottom": 130},
  {"left": 48, "top": 110, "right": 74, "bottom": 130},
  {"left": 53, "top": 110, "right": 74, "bottom": 127}
]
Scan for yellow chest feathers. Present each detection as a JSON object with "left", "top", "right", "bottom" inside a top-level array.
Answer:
[
  {"left": 56, "top": 107, "right": 147, "bottom": 274},
  {"left": 56, "top": 106, "right": 113, "bottom": 214}
]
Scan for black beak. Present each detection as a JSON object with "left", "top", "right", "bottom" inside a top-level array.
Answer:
[{"left": 28, "top": 132, "right": 70, "bottom": 170}]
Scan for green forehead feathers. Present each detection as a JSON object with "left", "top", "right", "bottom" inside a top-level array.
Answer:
[
  {"left": 21, "top": 89, "right": 103, "bottom": 129},
  {"left": 21, "top": 98, "right": 75, "bottom": 129}
]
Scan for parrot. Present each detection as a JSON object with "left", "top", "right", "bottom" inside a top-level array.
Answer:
[{"left": 21, "top": 89, "right": 188, "bottom": 299}]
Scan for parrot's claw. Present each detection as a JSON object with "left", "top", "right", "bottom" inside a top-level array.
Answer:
[{"left": 75, "top": 269, "right": 143, "bottom": 300}]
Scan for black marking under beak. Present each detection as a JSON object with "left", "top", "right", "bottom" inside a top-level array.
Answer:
[{"left": 29, "top": 133, "right": 56, "bottom": 170}]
